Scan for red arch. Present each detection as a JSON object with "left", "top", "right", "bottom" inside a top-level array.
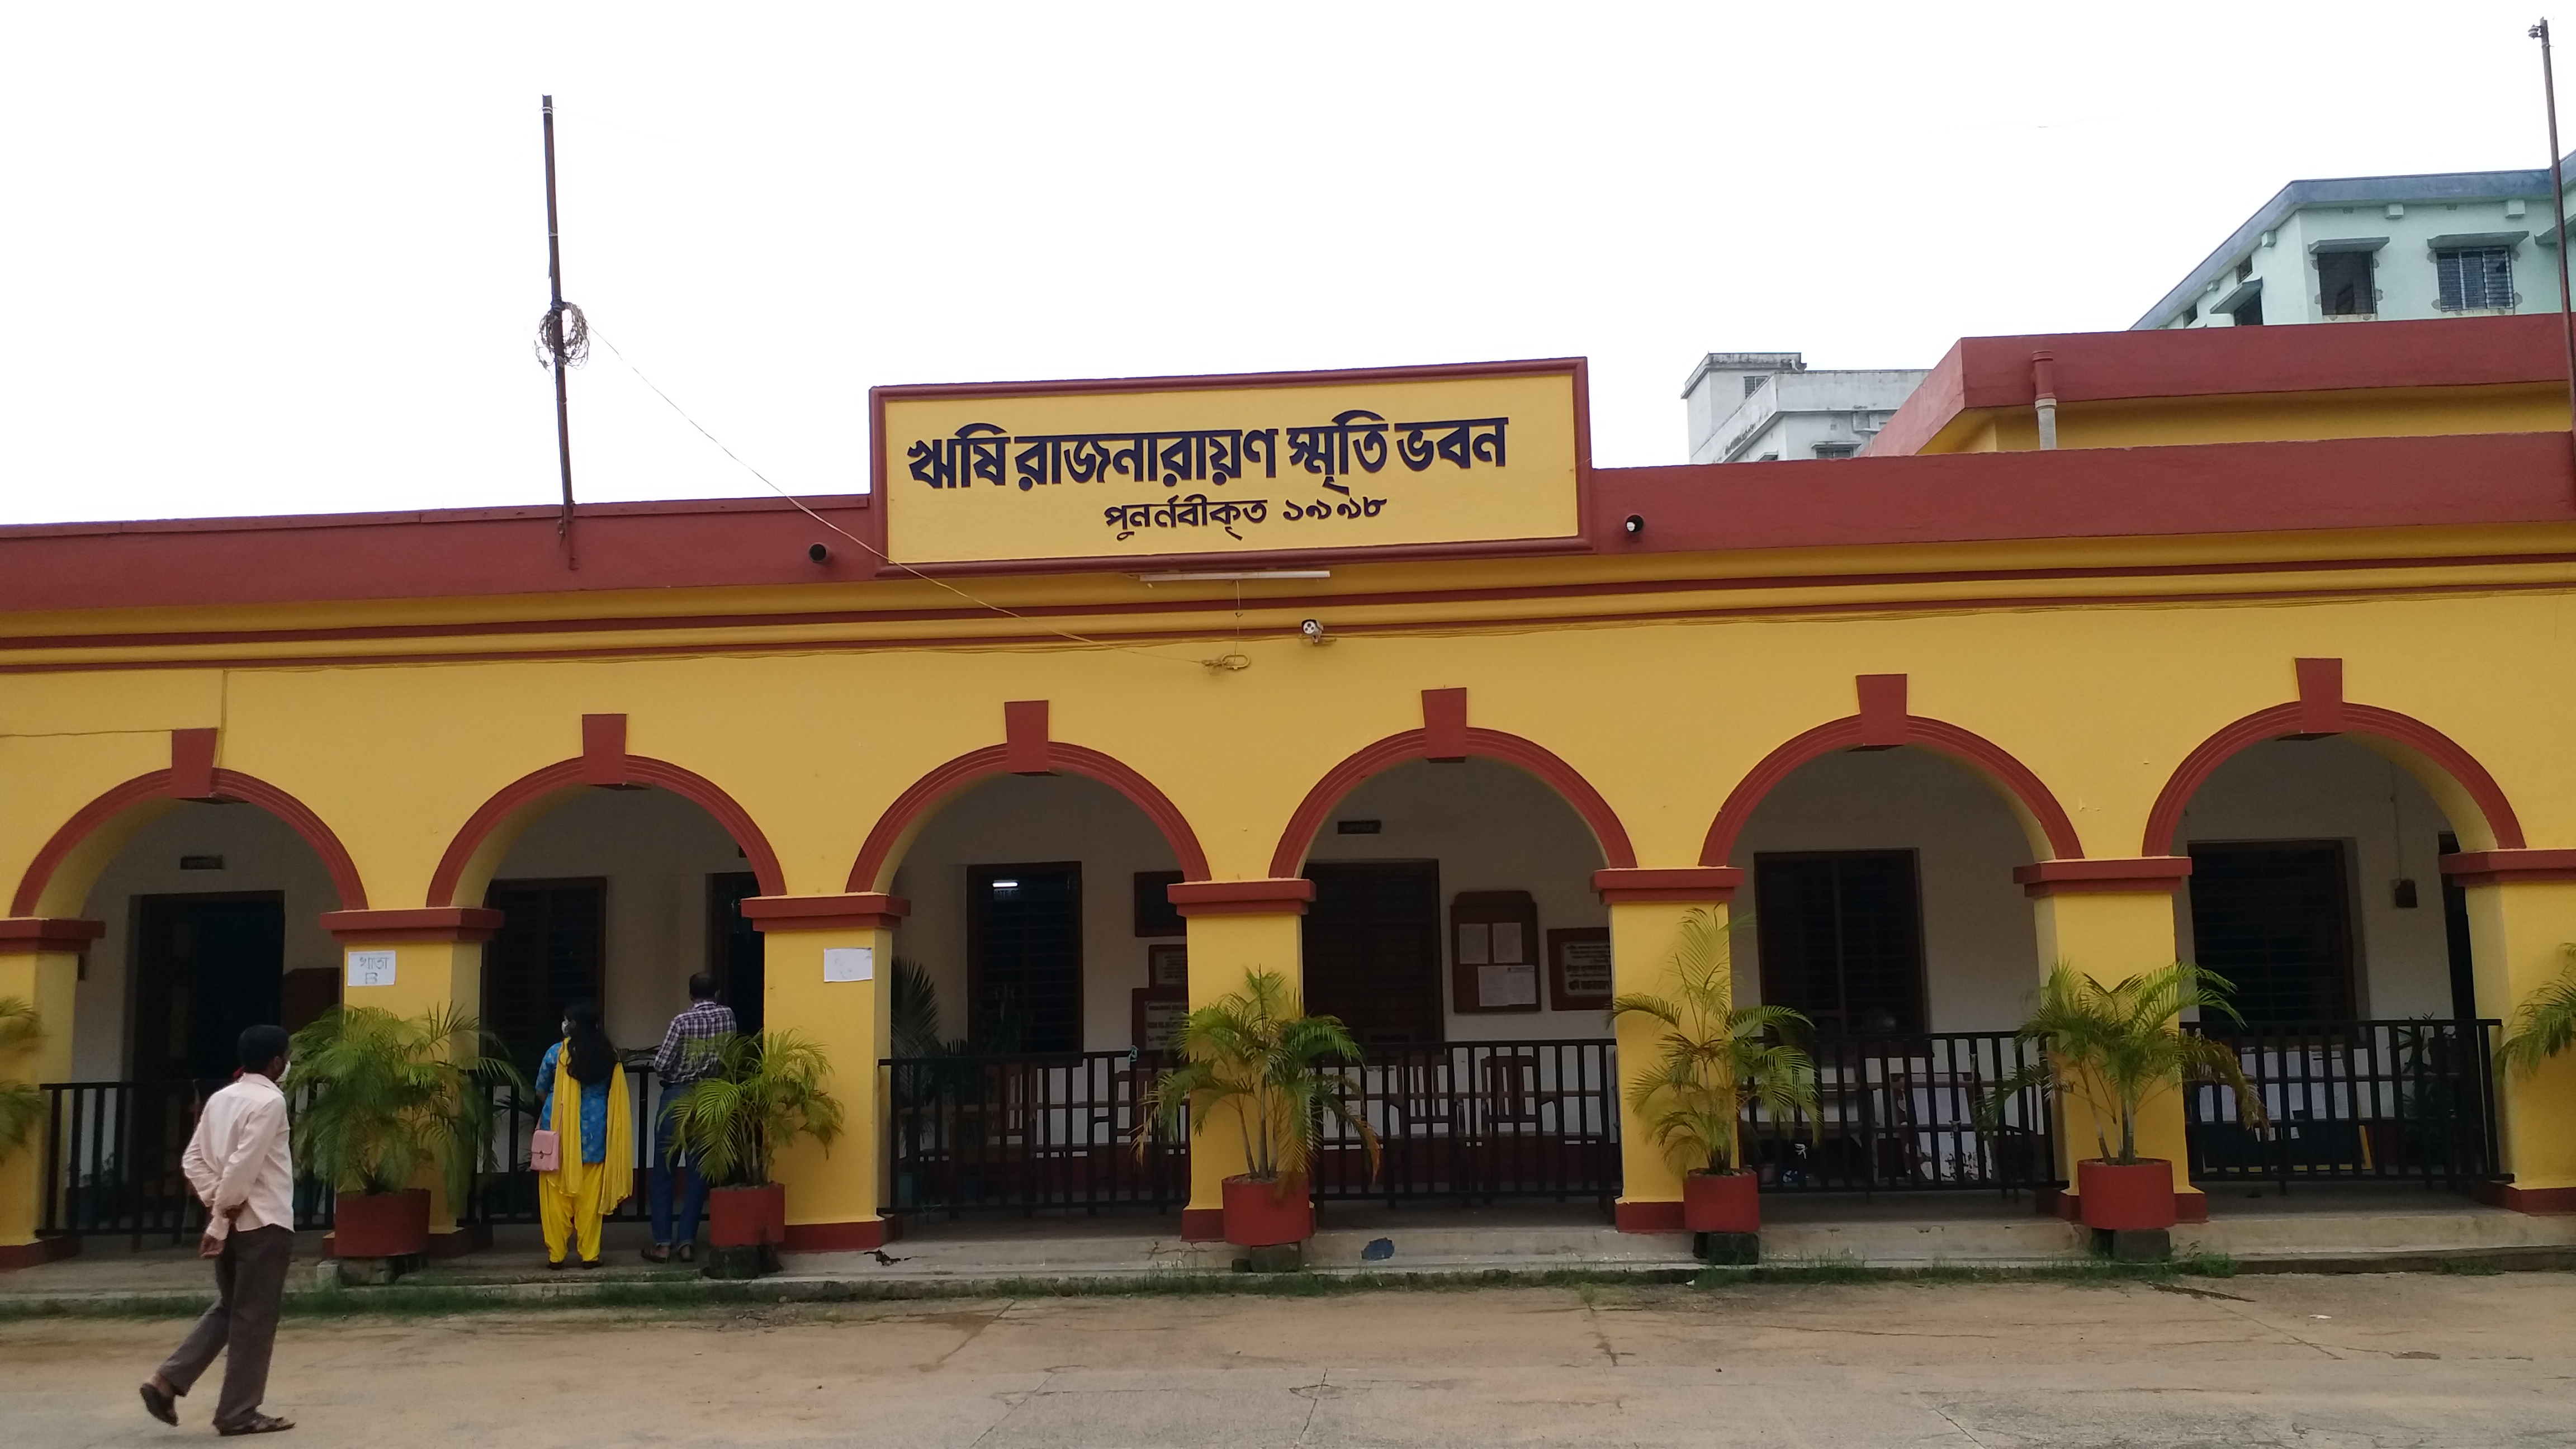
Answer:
[
  {"left": 1699, "top": 716, "right": 2085, "bottom": 868},
  {"left": 11, "top": 769, "right": 370, "bottom": 916},
  {"left": 428, "top": 757, "right": 787, "bottom": 907},
  {"left": 2141, "top": 703, "right": 2525, "bottom": 857},
  {"left": 848, "top": 743, "right": 1211, "bottom": 893},
  {"left": 1267, "top": 728, "right": 1639, "bottom": 879}
]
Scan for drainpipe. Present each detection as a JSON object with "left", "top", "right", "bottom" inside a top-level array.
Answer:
[{"left": 2031, "top": 351, "right": 2060, "bottom": 450}]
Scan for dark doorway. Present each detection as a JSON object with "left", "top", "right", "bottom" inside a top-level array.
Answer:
[
  {"left": 2185, "top": 842, "right": 2357, "bottom": 1023},
  {"left": 2438, "top": 831, "right": 2478, "bottom": 1020},
  {"left": 481, "top": 878, "right": 607, "bottom": 1073},
  {"left": 707, "top": 872, "right": 765, "bottom": 1036},
  {"left": 1753, "top": 851, "right": 1926, "bottom": 1035},
  {"left": 130, "top": 893, "right": 285, "bottom": 1082},
  {"left": 968, "top": 863, "right": 1082, "bottom": 1054},
  {"left": 1301, "top": 861, "right": 1442, "bottom": 1046}
]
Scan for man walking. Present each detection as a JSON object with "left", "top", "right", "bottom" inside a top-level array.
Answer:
[
  {"left": 642, "top": 972, "right": 736, "bottom": 1263},
  {"left": 140, "top": 1024, "right": 296, "bottom": 1436}
]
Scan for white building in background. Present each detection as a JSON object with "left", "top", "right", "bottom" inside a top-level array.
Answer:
[
  {"left": 2133, "top": 163, "right": 2574, "bottom": 330},
  {"left": 1682, "top": 352, "right": 1930, "bottom": 464}
]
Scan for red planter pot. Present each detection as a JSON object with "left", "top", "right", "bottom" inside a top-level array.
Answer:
[
  {"left": 2077, "top": 1159, "right": 2177, "bottom": 1231},
  {"left": 331, "top": 1188, "right": 430, "bottom": 1258},
  {"left": 1683, "top": 1170, "right": 1760, "bottom": 1233},
  {"left": 709, "top": 1183, "right": 787, "bottom": 1249},
  {"left": 1221, "top": 1174, "right": 1313, "bottom": 1247}
]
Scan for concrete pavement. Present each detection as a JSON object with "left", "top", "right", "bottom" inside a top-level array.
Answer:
[{"left": 4, "top": 1273, "right": 2572, "bottom": 1447}]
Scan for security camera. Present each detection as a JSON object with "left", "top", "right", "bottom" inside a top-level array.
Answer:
[
  {"left": 1299, "top": 618, "right": 1331, "bottom": 645},
  {"left": 1623, "top": 514, "right": 1644, "bottom": 536},
  {"left": 808, "top": 542, "right": 830, "bottom": 564}
]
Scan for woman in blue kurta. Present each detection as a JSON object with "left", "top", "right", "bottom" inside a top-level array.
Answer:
[{"left": 535, "top": 1001, "right": 630, "bottom": 1268}]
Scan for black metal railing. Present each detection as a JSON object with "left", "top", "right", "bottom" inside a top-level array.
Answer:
[
  {"left": 1742, "top": 1032, "right": 2059, "bottom": 1194},
  {"left": 1310, "top": 1039, "right": 1621, "bottom": 1205},
  {"left": 463, "top": 1060, "right": 666, "bottom": 1225},
  {"left": 39, "top": 1079, "right": 336, "bottom": 1241},
  {"left": 883, "top": 1052, "right": 1186, "bottom": 1216},
  {"left": 2183, "top": 1019, "right": 2501, "bottom": 1190}
]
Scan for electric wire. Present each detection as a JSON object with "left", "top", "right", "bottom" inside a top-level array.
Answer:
[{"left": 587, "top": 329, "right": 1223, "bottom": 670}]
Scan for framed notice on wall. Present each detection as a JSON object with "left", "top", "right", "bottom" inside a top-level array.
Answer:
[
  {"left": 1547, "top": 927, "right": 1613, "bottom": 1012},
  {"left": 1450, "top": 890, "right": 1540, "bottom": 1014},
  {"left": 1133, "top": 987, "right": 1188, "bottom": 1053}
]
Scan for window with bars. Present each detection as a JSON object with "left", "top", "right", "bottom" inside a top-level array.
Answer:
[
  {"left": 2435, "top": 247, "right": 2514, "bottom": 310},
  {"left": 2184, "top": 842, "right": 2357, "bottom": 1023},
  {"left": 968, "top": 863, "right": 1083, "bottom": 1053},
  {"left": 1753, "top": 851, "right": 1926, "bottom": 1035},
  {"left": 2317, "top": 251, "right": 2375, "bottom": 316}
]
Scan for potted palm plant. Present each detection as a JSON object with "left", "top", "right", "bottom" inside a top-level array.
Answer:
[
  {"left": 1609, "top": 909, "right": 1818, "bottom": 1234},
  {"left": 2499, "top": 954, "right": 2576, "bottom": 1080},
  {"left": 664, "top": 1030, "right": 844, "bottom": 1267},
  {"left": 1982, "top": 962, "right": 2264, "bottom": 1232},
  {"left": 0, "top": 998, "right": 41, "bottom": 1168},
  {"left": 286, "top": 1005, "right": 521, "bottom": 1258},
  {"left": 1135, "top": 968, "right": 1379, "bottom": 1248}
]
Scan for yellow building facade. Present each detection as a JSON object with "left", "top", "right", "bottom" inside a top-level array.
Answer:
[{"left": 5, "top": 324, "right": 2575, "bottom": 1266}]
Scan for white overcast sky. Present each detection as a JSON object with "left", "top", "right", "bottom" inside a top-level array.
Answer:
[{"left": 1, "top": 1, "right": 2566, "bottom": 525}]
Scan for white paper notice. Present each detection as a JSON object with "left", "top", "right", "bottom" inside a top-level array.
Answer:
[
  {"left": 1456, "top": 923, "right": 1490, "bottom": 965},
  {"left": 345, "top": 949, "right": 397, "bottom": 988},
  {"left": 1478, "top": 963, "right": 1538, "bottom": 1007},
  {"left": 1490, "top": 921, "right": 1525, "bottom": 964},
  {"left": 823, "top": 946, "right": 875, "bottom": 983}
]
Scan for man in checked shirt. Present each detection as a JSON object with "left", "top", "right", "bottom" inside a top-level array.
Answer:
[{"left": 640, "top": 972, "right": 736, "bottom": 1263}]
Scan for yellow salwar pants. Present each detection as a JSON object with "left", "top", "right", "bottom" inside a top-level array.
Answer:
[{"left": 541, "top": 1159, "right": 608, "bottom": 1264}]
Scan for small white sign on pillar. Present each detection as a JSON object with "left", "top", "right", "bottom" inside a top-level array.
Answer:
[
  {"left": 345, "top": 949, "right": 398, "bottom": 988},
  {"left": 822, "top": 946, "right": 874, "bottom": 983}
]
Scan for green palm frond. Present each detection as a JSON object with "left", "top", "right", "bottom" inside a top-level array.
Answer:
[
  {"left": 1988, "top": 961, "right": 2265, "bottom": 1167},
  {"left": 2499, "top": 953, "right": 2576, "bottom": 1079},
  {"left": 1131, "top": 968, "right": 1380, "bottom": 1185},
  {"left": 285, "top": 1005, "right": 527, "bottom": 1199},
  {"left": 665, "top": 1030, "right": 844, "bottom": 1187},
  {"left": 0, "top": 997, "right": 41, "bottom": 1163},
  {"left": 1608, "top": 909, "right": 1818, "bottom": 1175}
]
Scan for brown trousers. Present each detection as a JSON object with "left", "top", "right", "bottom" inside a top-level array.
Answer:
[{"left": 158, "top": 1224, "right": 292, "bottom": 1429}]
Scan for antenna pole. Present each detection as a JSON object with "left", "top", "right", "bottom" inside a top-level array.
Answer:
[
  {"left": 542, "top": 95, "right": 577, "bottom": 567},
  {"left": 2535, "top": 21, "right": 2576, "bottom": 490}
]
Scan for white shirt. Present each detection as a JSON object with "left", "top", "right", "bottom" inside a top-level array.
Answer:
[{"left": 182, "top": 1073, "right": 294, "bottom": 1234}]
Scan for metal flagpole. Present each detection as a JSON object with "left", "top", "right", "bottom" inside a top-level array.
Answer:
[
  {"left": 2533, "top": 21, "right": 2576, "bottom": 487},
  {"left": 542, "top": 95, "right": 578, "bottom": 569}
]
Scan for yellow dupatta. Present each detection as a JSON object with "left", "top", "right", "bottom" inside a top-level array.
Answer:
[{"left": 548, "top": 1043, "right": 635, "bottom": 1208}]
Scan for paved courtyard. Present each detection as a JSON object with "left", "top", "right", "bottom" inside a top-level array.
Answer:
[{"left": 3, "top": 1273, "right": 2571, "bottom": 1447}]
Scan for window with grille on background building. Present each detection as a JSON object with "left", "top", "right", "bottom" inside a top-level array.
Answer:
[
  {"left": 2435, "top": 247, "right": 2514, "bottom": 310},
  {"left": 1754, "top": 851, "right": 1926, "bottom": 1035},
  {"left": 2317, "top": 250, "right": 2375, "bottom": 316}
]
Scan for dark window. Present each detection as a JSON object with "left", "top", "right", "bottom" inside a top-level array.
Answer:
[
  {"left": 968, "top": 863, "right": 1082, "bottom": 1053},
  {"left": 2185, "top": 842, "right": 2356, "bottom": 1023},
  {"left": 1741, "top": 375, "right": 1767, "bottom": 397},
  {"left": 707, "top": 872, "right": 765, "bottom": 1035},
  {"left": 1301, "top": 861, "right": 1443, "bottom": 1045},
  {"left": 2230, "top": 293, "right": 2265, "bottom": 326},
  {"left": 2438, "top": 831, "right": 2477, "bottom": 1020},
  {"left": 1133, "top": 870, "right": 1185, "bottom": 937},
  {"left": 2236, "top": 258, "right": 2255, "bottom": 282},
  {"left": 1753, "top": 852, "right": 1925, "bottom": 1035},
  {"left": 2318, "top": 250, "right": 2375, "bottom": 316},
  {"left": 2436, "top": 247, "right": 2514, "bottom": 310},
  {"left": 131, "top": 893, "right": 285, "bottom": 1081},
  {"left": 1812, "top": 443, "right": 1859, "bottom": 459},
  {"left": 482, "top": 879, "right": 607, "bottom": 1073}
]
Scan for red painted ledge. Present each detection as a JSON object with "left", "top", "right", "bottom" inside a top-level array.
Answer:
[
  {"left": 1614, "top": 1199, "right": 1687, "bottom": 1234},
  {"left": 742, "top": 894, "right": 912, "bottom": 933},
  {"left": 0, "top": 1235, "right": 80, "bottom": 1271},
  {"left": 0, "top": 917, "right": 105, "bottom": 953},
  {"left": 2438, "top": 850, "right": 2576, "bottom": 888},
  {"left": 1180, "top": 1206, "right": 1228, "bottom": 1240},
  {"left": 2014, "top": 858, "right": 2193, "bottom": 898},
  {"left": 1168, "top": 879, "right": 1316, "bottom": 917},
  {"left": 2474, "top": 1180, "right": 2576, "bottom": 1214},
  {"left": 783, "top": 1218, "right": 892, "bottom": 1252},
  {"left": 1593, "top": 867, "right": 1744, "bottom": 906},
  {"left": 320, "top": 907, "right": 503, "bottom": 945}
]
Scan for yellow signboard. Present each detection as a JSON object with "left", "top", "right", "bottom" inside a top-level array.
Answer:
[{"left": 873, "top": 362, "right": 1585, "bottom": 567}]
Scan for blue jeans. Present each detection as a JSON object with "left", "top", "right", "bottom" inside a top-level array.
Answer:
[{"left": 650, "top": 1098, "right": 710, "bottom": 1248}]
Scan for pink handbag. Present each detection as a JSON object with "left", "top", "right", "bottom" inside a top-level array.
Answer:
[{"left": 529, "top": 1129, "right": 561, "bottom": 1173}]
